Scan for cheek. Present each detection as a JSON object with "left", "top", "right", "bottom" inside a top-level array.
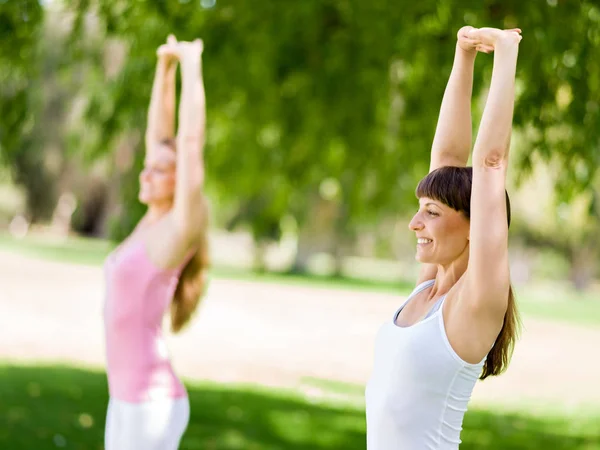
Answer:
[
  {"left": 157, "top": 173, "right": 176, "bottom": 189},
  {"left": 434, "top": 219, "right": 469, "bottom": 249},
  {"left": 446, "top": 221, "right": 469, "bottom": 245}
]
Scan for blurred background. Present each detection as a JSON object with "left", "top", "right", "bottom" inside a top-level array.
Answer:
[{"left": 1, "top": 0, "right": 600, "bottom": 449}]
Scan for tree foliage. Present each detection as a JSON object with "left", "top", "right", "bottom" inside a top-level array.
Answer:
[
  {"left": 4, "top": 0, "right": 600, "bottom": 243},
  {"left": 0, "top": 1, "right": 53, "bottom": 220}
]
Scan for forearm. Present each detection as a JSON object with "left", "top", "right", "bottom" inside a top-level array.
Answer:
[
  {"left": 472, "top": 40, "right": 519, "bottom": 165},
  {"left": 145, "top": 60, "right": 175, "bottom": 148},
  {"left": 174, "top": 57, "right": 206, "bottom": 226},
  {"left": 177, "top": 60, "right": 205, "bottom": 146},
  {"left": 162, "top": 62, "right": 177, "bottom": 139},
  {"left": 430, "top": 45, "right": 477, "bottom": 168}
]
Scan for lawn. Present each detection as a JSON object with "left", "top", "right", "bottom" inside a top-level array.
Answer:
[
  {"left": 1, "top": 231, "right": 600, "bottom": 327},
  {"left": 0, "top": 363, "right": 598, "bottom": 450},
  {"left": 0, "top": 232, "right": 414, "bottom": 294}
]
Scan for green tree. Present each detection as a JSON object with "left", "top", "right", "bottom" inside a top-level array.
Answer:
[
  {"left": 0, "top": 0, "right": 50, "bottom": 221},
  {"left": 6, "top": 0, "right": 596, "bottom": 279}
]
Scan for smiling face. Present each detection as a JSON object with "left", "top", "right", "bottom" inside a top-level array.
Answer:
[
  {"left": 408, "top": 197, "right": 471, "bottom": 265},
  {"left": 138, "top": 143, "right": 177, "bottom": 207}
]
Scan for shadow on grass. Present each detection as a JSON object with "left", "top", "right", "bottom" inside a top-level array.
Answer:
[
  {"left": 0, "top": 364, "right": 365, "bottom": 450},
  {"left": 1, "top": 364, "right": 599, "bottom": 450}
]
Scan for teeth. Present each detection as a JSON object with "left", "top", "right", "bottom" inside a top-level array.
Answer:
[{"left": 417, "top": 238, "right": 432, "bottom": 244}]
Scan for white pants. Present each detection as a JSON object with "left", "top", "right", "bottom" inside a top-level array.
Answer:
[{"left": 104, "top": 397, "right": 190, "bottom": 450}]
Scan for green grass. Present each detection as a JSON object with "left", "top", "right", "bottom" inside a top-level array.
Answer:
[
  {"left": 0, "top": 363, "right": 598, "bottom": 450},
  {"left": 0, "top": 232, "right": 414, "bottom": 293},
  {"left": 516, "top": 283, "right": 600, "bottom": 327},
  {"left": 0, "top": 232, "right": 113, "bottom": 266},
  {"left": 1, "top": 231, "right": 600, "bottom": 326}
]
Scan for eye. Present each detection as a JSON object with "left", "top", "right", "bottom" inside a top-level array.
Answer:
[{"left": 427, "top": 210, "right": 439, "bottom": 217}]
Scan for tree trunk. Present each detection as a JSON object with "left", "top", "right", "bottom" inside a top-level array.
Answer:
[
  {"left": 291, "top": 196, "right": 340, "bottom": 274},
  {"left": 569, "top": 246, "right": 595, "bottom": 292}
]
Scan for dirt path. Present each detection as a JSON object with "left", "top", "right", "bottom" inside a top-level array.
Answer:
[{"left": 2, "top": 250, "right": 599, "bottom": 409}]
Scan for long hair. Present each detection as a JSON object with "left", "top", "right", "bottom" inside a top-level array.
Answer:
[
  {"left": 171, "top": 205, "right": 210, "bottom": 333},
  {"left": 415, "top": 166, "right": 520, "bottom": 380},
  {"left": 161, "top": 138, "right": 211, "bottom": 333}
]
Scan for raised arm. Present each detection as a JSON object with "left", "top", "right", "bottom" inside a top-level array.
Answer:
[
  {"left": 145, "top": 35, "right": 178, "bottom": 157},
  {"left": 429, "top": 26, "right": 480, "bottom": 172},
  {"left": 417, "top": 27, "right": 481, "bottom": 284},
  {"left": 464, "top": 28, "right": 522, "bottom": 314},
  {"left": 172, "top": 40, "right": 206, "bottom": 240}
]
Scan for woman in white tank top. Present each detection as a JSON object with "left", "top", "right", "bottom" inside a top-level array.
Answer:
[{"left": 365, "top": 26, "right": 523, "bottom": 449}]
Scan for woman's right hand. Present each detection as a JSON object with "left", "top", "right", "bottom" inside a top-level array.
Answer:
[
  {"left": 178, "top": 39, "right": 204, "bottom": 67},
  {"left": 157, "top": 34, "right": 179, "bottom": 66},
  {"left": 457, "top": 26, "right": 480, "bottom": 54}
]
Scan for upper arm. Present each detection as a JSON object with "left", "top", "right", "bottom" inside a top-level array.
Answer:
[
  {"left": 462, "top": 159, "right": 510, "bottom": 315},
  {"left": 429, "top": 152, "right": 469, "bottom": 173},
  {"left": 173, "top": 132, "right": 205, "bottom": 230},
  {"left": 146, "top": 197, "right": 209, "bottom": 269}
]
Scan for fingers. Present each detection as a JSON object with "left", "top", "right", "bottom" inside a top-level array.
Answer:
[
  {"left": 157, "top": 43, "right": 178, "bottom": 59},
  {"left": 461, "top": 37, "right": 479, "bottom": 46},
  {"left": 158, "top": 35, "right": 179, "bottom": 61},
  {"left": 476, "top": 45, "right": 494, "bottom": 54},
  {"left": 503, "top": 29, "right": 523, "bottom": 44},
  {"left": 157, "top": 37, "right": 204, "bottom": 61}
]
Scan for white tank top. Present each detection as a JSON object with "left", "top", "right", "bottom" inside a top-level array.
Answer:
[{"left": 365, "top": 280, "right": 485, "bottom": 450}]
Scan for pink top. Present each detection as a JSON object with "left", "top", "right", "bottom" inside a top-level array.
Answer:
[{"left": 103, "top": 239, "right": 188, "bottom": 402}]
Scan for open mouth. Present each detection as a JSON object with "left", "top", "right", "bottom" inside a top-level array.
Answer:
[{"left": 417, "top": 238, "right": 433, "bottom": 245}]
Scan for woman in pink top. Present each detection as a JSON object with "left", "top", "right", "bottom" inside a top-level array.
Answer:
[{"left": 103, "top": 34, "right": 209, "bottom": 450}]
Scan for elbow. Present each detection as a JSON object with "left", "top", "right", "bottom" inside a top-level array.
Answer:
[
  {"left": 176, "top": 133, "right": 205, "bottom": 152},
  {"left": 475, "top": 148, "right": 507, "bottom": 169}
]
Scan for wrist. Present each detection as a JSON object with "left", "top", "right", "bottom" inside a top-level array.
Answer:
[
  {"left": 495, "top": 35, "right": 520, "bottom": 51},
  {"left": 494, "top": 39, "right": 520, "bottom": 61},
  {"left": 181, "top": 56, "right": 201, "bottom": 73},
  {"left": 157, "top": 57, "right": 173, "bottom": 72},
  {"left": 455, "top": 44, "right": 477, "bottom": 67}
]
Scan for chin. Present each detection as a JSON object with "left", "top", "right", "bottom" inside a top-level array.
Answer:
[
  {"left": 138, "top": 192, "right": 151, "bottom": 205},
  {"left": 415, "top": 253, "right": 436, "bottom": 264}
]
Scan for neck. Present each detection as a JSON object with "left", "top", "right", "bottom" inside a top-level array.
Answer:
[
  {"left": 146, "top": 202, "right": 172, "bottom": 223},
  {"left": 431, "top": 247, "right": 469, "bottom": 298}
]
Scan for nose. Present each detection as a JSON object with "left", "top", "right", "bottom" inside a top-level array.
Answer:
[
  {"left": 408, "top": 212, "right": 423, "bottom": 232},
  {"left": 140, "top": 168, "right": 152, "bottom": 182}
]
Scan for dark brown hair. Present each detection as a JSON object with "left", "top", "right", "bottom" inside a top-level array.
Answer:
[
  {"left": 161, "top": 138, "right": 211, "bottom": 333},
  {"left": 416, "top": 166, "right": 520, "bottom": 380}
]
